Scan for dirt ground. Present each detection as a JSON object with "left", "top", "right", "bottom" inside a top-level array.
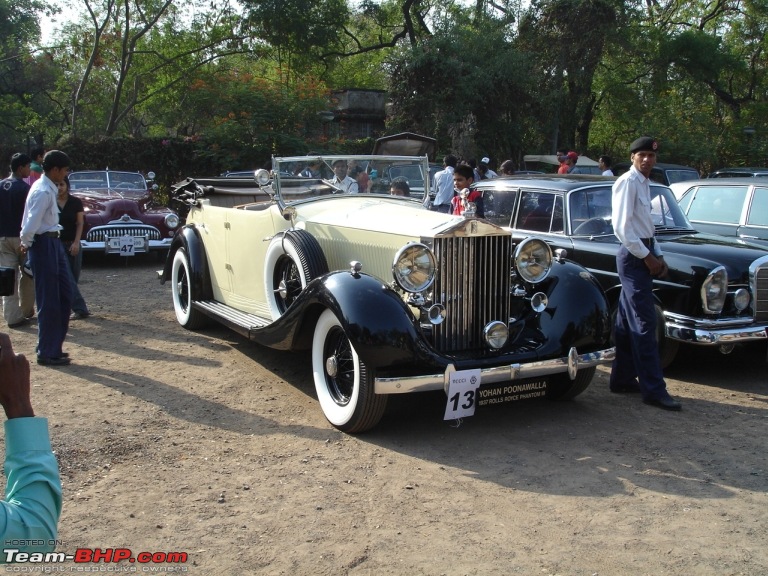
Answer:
[{"left": 3, "top": 254, "right": 767, "bottom": 575}]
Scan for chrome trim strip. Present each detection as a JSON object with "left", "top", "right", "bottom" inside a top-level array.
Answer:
[
  {"left": 665, "top": 323, "right": 767, "bottom": 345},
  {"left": 80, "top": 238, "right": 173, "bottom": 252},
  {"left": 664, "top": 311, "right": 766, "bottom": 329},
  {"left": 374, "top": 346, "right": 615, "bottom": 395}
]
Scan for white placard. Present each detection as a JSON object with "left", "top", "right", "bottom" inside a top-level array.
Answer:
[
  {"left": 443, "top": 368, "right": 481, "bottom": 420},
  {"left": 119, "top": 235, "right": 135, "bottom": 256}
]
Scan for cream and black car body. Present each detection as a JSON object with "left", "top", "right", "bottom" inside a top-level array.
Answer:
[{"left": 159, "top": 155, "right": 614, "bottom": 433}]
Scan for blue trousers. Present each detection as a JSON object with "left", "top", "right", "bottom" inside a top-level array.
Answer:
[
  {"left": 62, "top": 241, "right": 88, "bottom": 314},
  {"left": 29, "top": 235, "right": 72, "bottom": 358},
  {"left": 610, "top": 246, "right": 669, "bottom": 401}
]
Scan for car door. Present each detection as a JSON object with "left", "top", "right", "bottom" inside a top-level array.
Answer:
[
  {"left": 738, "top": 185, "right": 768, "bottom": 247},
  {"left": 509, "top": 189, "right": 578, "bottom": 260},
  {"left": 681, "top": 184, "right": 750, "bottom": 238},
  {"left": 563, "top": 187, "right": 621, "bottom": 287}
]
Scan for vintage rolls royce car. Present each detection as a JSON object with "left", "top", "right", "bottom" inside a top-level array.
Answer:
[
  {"left": 473, "top": 175, "right": 768, "bottom": 367},
  {"left": 68, "top": 170, "right": 180, "bottom": 255},
  {"left": 159, "top": 155, "right": 615, "bottom": 433}
]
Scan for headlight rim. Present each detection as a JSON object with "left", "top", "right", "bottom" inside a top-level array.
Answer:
[
  {"left": 392, "top": 242, "right": 437, "bottom": 293},
  {"left": 513, "top": 237, "right": 553, "bottom": 284},
  {"left": 164, "top": 213, "right": 180, "bottom": 229},
  {"left": 701, "top": 265, "right": 727, "bottom": 315}
]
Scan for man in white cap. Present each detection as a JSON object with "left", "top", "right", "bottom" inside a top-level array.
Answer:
[{"left": 479, "top": 157, "right": 497, "bottom": 179}]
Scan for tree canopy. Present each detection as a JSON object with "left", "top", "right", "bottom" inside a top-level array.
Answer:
[{"left": 1, "top": 0, "right": 766, "bottom": 174}]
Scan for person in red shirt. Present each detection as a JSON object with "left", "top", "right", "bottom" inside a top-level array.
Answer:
[{"left": 450, "top": 164, "right": 483, "bottom": 216}]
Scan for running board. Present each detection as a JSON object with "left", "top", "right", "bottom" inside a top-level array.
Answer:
[{"left": 192, "top": 300, "right": 271, "bottom": 339}]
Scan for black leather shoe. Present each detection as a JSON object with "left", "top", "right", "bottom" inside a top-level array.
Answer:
[
  {"left": 610, "top": 383, "right": 641, "bottom": 393},
  {"left": 643, "top": 397, "right": 682, "bottom": 411},
  {"left": 37, "top": 356, "right": 71, "bottom": 366},
  {"left": 7, "top": 319, "right": 29, "bottom": 329},
  {"left": 35, "top": 349, "right": 68, "bottom": 358}
]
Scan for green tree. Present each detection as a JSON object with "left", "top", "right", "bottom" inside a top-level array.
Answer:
[
  {"left": 46, "top": 0, "right": 248, "bottom": 139},
  {"left": 0, "top": 0, "right": 58, "bottom": 156},
  {"left": 516, "top": 0, "right": 621, "bottom": 154},
  {"left": 178, "top": 64, "right": 332, "bottom": 167},
  {"left": 386, "top": 15, "right": 536, "bottom": 161}
]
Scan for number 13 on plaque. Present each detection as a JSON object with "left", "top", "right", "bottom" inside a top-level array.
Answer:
[{"left": 444, "top": 369, "right": 481, "bottom": 420}]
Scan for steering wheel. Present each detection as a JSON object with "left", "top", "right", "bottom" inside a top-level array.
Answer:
[
  {"left": 115, "top": 182, "right": 137, "bottom": 190},
  {"left": 573, "top": 217, "right": 609, "bottom": 235}
]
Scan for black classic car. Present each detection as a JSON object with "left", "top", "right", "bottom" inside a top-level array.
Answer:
[
  {"left": 69, "top": 170, "right": 180, "bottom": 256},
  {"left": 159, "top": 155, "right": 615, "bottom": 433},
  {"left": 670, "top": 178, "right": 768, "bottom": 248},
  {"left": 473, "top": 175, "right": 768, "bottom": 367}
]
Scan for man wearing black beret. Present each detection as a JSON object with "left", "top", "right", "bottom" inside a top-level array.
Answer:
[{"left": 609, "top": 136, "right": 682, "bottom": 411}]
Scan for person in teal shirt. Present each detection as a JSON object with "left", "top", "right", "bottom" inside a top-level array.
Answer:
[{"left": 0, "top": 332, "right": 62, "bottom": 560}]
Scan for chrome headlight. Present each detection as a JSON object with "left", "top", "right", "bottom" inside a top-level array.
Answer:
[
  {"left": 514, "top": 238, "right": 552, "bottom": 283},
  {"left": 392, "top": 243, "right": 436, "bottom": 293},
  {"left": 701, "top": 266, "right": 727, "bottom": 314},
  {"left": 733, "top": 288, "right": 750, "bottom": 312},
  {"left": 164, "top": 213, "right": 180, "bottom": 229},
  {"left": 255, "top": 168, "right": 271, "bottom": 186},
  {"left": 483, "top": 321, "right": 509, "bottom": 349}
]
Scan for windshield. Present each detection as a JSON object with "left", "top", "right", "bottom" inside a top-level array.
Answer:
[
  {"left": 666, "top": 170, "right": 700, "bottom": 184},
  {"left": 271, "top": 155, "right": 431, "bottom": 206},
  {"left": 568, "top": 185, "right": 694, "bottom": 235},
  {"left": 70, "top": 171, "right": 147, "bottom": 191}
]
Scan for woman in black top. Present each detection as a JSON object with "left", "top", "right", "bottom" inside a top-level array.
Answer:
[{"left": 57, "top": 176, "right": 90, "bottom": 318}]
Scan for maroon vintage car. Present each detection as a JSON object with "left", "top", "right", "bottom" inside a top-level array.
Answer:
[{"left": 68, "top": 170, "right": 180, "bottom": 255}]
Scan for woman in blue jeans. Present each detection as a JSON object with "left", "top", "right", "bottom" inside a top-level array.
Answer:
[{"left": 56, "top": 176, "right": 90, "bottom": 319}]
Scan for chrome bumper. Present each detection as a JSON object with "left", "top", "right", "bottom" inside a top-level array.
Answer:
[
  {"left": 80, "top": 238, "right": 173, "bottom": 253},
  {"left": 374, "top": 346, "right": 615, "bottom": 395},
  {"left": 666, "top": 317, "right": 768, "bottom": 345}
]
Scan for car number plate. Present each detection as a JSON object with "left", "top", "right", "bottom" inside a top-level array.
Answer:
[
  {"left": 108, "top": 235, "right": 145, "bottom": 256},
  {"left": 443, "top": 369, "right": 481, "bottom": 420}
]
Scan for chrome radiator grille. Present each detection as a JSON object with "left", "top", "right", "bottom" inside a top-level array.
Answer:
[
  {"left": 754, "top": 262, "right": 768, "bottom": 322},
  {"left": 431, "top": 235, "right": 512, "bottom": 352},
  {"left": 86, "top": 226, "right": 161, "bottom": 243}
]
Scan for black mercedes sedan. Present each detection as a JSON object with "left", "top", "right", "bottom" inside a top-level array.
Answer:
[{"left": 473, "top": 175, "right": 768, "bottom": 366}]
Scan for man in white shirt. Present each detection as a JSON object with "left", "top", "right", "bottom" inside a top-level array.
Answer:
[
  {"left": 599, "top": 155, "right": 614, "bottom": 176},
  {"left": 429, "top": 155, "right": 457, "bottom": 213},
  {"left": 329, "top": 159, "right": 358, "bottom": 194},
  {"left": 480, "top": 157, "right": 498, "bottom": 179},
  {"left": 19, "top": 150, "right": 73, "bottom": 366},
  {"left": 610, "top": 136, "right": 681, "bottom": 411}
]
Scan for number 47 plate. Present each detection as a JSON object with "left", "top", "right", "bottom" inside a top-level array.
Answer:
[{"left": 444, "top": 369, "right": 481, "bottom": 420}]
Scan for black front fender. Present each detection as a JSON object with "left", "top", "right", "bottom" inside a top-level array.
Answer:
[
  {"left": 256, "top": 271, "right": 432, "bottom": 370},
  {"left": 159, "top": 226, "right": 212, "bottom": 301},
  {"left": 534, "top": 259, "right": 612, "bottom": 357}
]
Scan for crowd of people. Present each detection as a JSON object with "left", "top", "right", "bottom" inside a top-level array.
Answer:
[{"left": 1, "top": 149, "right": 89, "bottom": 368}]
